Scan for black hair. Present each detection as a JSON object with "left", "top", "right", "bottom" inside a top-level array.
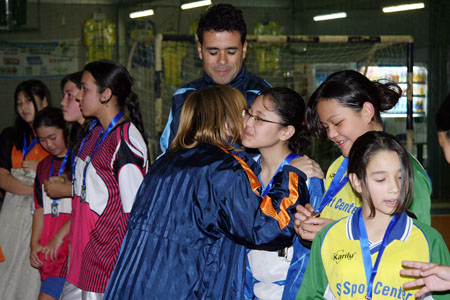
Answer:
[
  {"left": 436, "top": 93, "right": 450, "bottom": 139},
  {"left": 33, "top": 107, "right": 72, "bottom": 175},
  {"left": 306, "top": 70, "right": 402, "bottom": 140},
  {"left": 348, "top": 131, "right": 413, "bottom": 218},
  {"left": 13, "top": 79, "right": 52, "bottom": 149},
  {"left": 197, "top": 4, "right": 247, "bottom": 45},
  {"left": 260, "top": 87, "right": 310, "bottom": 153},
  {"left": 61, "top": 71, "right": 82, "bottom": 91},
  {"left": 82, "top": 60, "right": 147, "bottom": 145}
]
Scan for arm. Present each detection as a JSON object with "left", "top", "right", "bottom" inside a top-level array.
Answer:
[
  {"left": 42, "top": 218, "right": 71, "bottom": 261},
  {"left": 217, "top": 160, "right": 309, "bottom": 249},
  {"left": 30, "top": 207, "right": 44, "bottom": 269},
  {"left": 296, "top": 232, "right": 329, "bottom": 300},
  {"left": 44, "top": 175, "right": 72, "bottom": 199},
  {"left": 409, "top": 155, "right": 431, "bottom": 225},
  {"left": 0, "top": 167, "right": 33, "bottom": 195},
  {"left": 401, "top": 261, "right": 450, "bottom": 297}
]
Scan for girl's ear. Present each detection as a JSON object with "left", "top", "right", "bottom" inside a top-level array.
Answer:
[
  {"left": 349, "top": 173, "right": 363, "bottom": 194},
  {"left": 280, "top": 125, "right": 295, "bottom": 141},
  {"left": 41, "top": 97, "right": 49, "bottom": 109},
  {"left": 362, "top": 101, "right": 375, "bottom": 123},
  {"left": 100, "top": 88, "right": 113, "bottom": 104}
]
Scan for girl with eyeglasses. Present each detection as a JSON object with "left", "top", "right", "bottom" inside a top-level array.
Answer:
[{"left": 242, "top": 87, "right": 324, "bottom": 300}]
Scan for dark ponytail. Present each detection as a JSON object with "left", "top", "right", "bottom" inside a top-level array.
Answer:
[
  {"left": 261, "top": 87, "right": 310, "bottom": 153},
  {"left": 83, "top": 60, "right": 147, "bottom": 143},
  {"left": 127, "top": 91, "right": 148, "bottom": 146},
  {"left": 306, "top": 70, "right": 401, "bottom": 140}
]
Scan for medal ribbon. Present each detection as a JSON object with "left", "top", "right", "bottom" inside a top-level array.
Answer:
[
  {"left": 314, "top": 157, "right": 348, "bottom": 213},
  {"left": 81, "top": 112, "right": 124, "bottom": 195},
  {"left": 72, "top": 120, "right": 98, "bottom": 182},
  {"left": 258, "top": 152, "right": 299, "bottom": 197},
  {"left": 358, "top": 209, "right": 400, "bottom": 299},
  {"left": 23, "top": 134, "right": 38, "bottom": 161}
]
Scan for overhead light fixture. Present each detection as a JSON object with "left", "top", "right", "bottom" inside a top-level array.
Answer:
[
  {"left": 181, "top": 0, "right": 212, "bottom": 10},
  {"left": 313, "top": 12, "right": 347, "bottom": 21},
  {"left": 129, "top": 9, "right": 154, "bottom": 19},
  {"left": 382, "top": 2, "right": 425, "bottom": 13}
]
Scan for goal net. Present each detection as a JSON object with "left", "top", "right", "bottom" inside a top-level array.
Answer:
[{"left": 127, "top": 35, "right": 411, "bottom": 165}]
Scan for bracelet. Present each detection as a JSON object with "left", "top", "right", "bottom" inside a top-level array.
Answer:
[{"left": 54, "top": 236, "right": 63, "bottom": 243}]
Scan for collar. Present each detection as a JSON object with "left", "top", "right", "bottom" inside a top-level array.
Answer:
[
  {"left": 203, "top": 63, "right": 247, "bottom": 86},
  {"left": 346, "top": 209, "right": 412, "bottom": 254}
]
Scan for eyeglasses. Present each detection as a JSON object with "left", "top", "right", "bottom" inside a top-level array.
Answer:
[{"left": 242, "top": 109, "right": 285, "bottom": 126}]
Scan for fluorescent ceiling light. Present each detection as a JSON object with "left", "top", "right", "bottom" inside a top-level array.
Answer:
[
  {"left": 129, "top": 9, "right": 154, "bottom": 19},
  {"left": 181, "top": 0, "right": 212, "bottom": 10},
  {"left": 382, "top": 3, "right": 425, "bottom": 13},
  {"left": 313, "top": 12, "right": 347, "bottom": 21}
]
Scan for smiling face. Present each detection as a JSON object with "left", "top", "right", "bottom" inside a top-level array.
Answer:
[
  {"left": 61, "top": 80, "right": 83, "bottom": 124},
  {"left": 36, "top": 125, "right": 67, "bottom": 157},
  {"left": 242, "top": 95, "right": 288, "bottom": 150},
  {"left": 16, "top": 91, "right": 47, "bottom": 125},
  {"left": 317, "top": 98, "right": 373, "bottom": 157},
  {"left": 198, "top": 30, "right": 247, "bottom": 85}
]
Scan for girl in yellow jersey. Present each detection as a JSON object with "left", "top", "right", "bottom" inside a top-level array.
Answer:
[
  {"left": 297, "top": 131, "right": 449, "bottom": 300},
  {"left": 294, "top": 70, "right": 431, "bottom": 243}
]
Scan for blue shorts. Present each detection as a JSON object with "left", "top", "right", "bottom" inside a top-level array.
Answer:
[{"left": 41, "top": 277, "right": 66, "bottom": 299}]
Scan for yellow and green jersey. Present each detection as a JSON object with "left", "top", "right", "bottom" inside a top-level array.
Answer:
[
  {"left": 297, "top": 211, "right": 450, "bottom": 299},
  {"left": 320, "top": 155, "right": 431, "bottom": 225}
]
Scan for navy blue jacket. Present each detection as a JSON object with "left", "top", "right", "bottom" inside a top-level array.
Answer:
[
  {"left": 159, "top": 64, "right": 271, "bottom": 153},
  {"left": 104, "top": 143, "right": 308, "bottom": 300}
]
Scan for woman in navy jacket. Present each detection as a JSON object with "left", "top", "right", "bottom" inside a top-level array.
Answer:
[{"left": 104, "top": 85, "right": 309, "bottom": 299}]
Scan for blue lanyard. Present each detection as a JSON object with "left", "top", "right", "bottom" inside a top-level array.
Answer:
[
  {"left": 72, "top": 120, "right": 98, "bottom": 182},
  {"left": 358, "top": 209, "right": 400, "bottom": 299},
  {"left": 23, "top": 134, "right": 38, "bottom": 160},
  {"left": 49, "top": 149, "right": 71, "bottom": 203},
  {"left": 82, "top": 112, "right": 124, "bottom": 188},
  {"left": 315, "top": 157, "right": 348, "bottom": 213},
  {"left": 258, "top": 152, "right": 300, "bottom": 197}
]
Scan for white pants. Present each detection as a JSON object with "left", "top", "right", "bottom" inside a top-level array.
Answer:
[{"left": 59, "top": 282, "right": 104, "bottom": 300}]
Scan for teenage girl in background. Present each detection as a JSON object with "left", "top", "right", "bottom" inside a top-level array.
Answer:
[
  {"left": 60, "top": 60, "right": 149, "bottom": 299},
  {"left": 297, "top": 131, "right": 450, "bottom": 300},
  {"left": 44, "top": 72, "right": 89, "bottom": 200},
  {"left": 0, "top": 79, "right": 52, "bottom": 299},
  {"left": 295, "top": 70, "right": 431, "bottom": 243},
  {"left": 31, "top": 107, "right": 72, "bottom": 300},
  {"left": 242, "top": 87, "right": 324, "bottom": 300}
]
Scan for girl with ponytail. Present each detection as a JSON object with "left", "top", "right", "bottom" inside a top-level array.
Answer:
[
  {"left": 294, "top": 70, "right": 431, "bottom": 248},
  {"left": 60, "top": 60, "right": 149, "bottom": 299}
]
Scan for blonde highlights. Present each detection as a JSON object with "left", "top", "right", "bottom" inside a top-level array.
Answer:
[{"left": 170, "top": 85, "right": 247, "bottom": 152}]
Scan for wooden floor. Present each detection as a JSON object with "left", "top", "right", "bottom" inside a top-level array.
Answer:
[{"left": 431, "top": 215, "right": 450, "bottom": 249}]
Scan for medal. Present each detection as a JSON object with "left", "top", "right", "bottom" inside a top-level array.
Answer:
[
  {"left": 80, "top": 184, "right": 87, "bottom": 203},
  {"left": 51, "top": 202, "right": 59, "bottom": 217}
]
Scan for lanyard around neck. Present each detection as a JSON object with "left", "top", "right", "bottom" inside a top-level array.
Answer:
[
  {"left": 23, "top": 134, "right": 38, "bottom": 160},
  {"left": 81, "top": 111, "right": 124, "bottom": 187},
  {"left": 72, "top": 120, "right": 98, "bottom": 181},
  {"left": 258, "top": 152, "right": 300, "bottom": 197},
  {"left": 358, "top": 208, "right": 400, "bottom": 299},
  {"left": 315, "top": 157, "right": 348, "bottom": 213}
]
